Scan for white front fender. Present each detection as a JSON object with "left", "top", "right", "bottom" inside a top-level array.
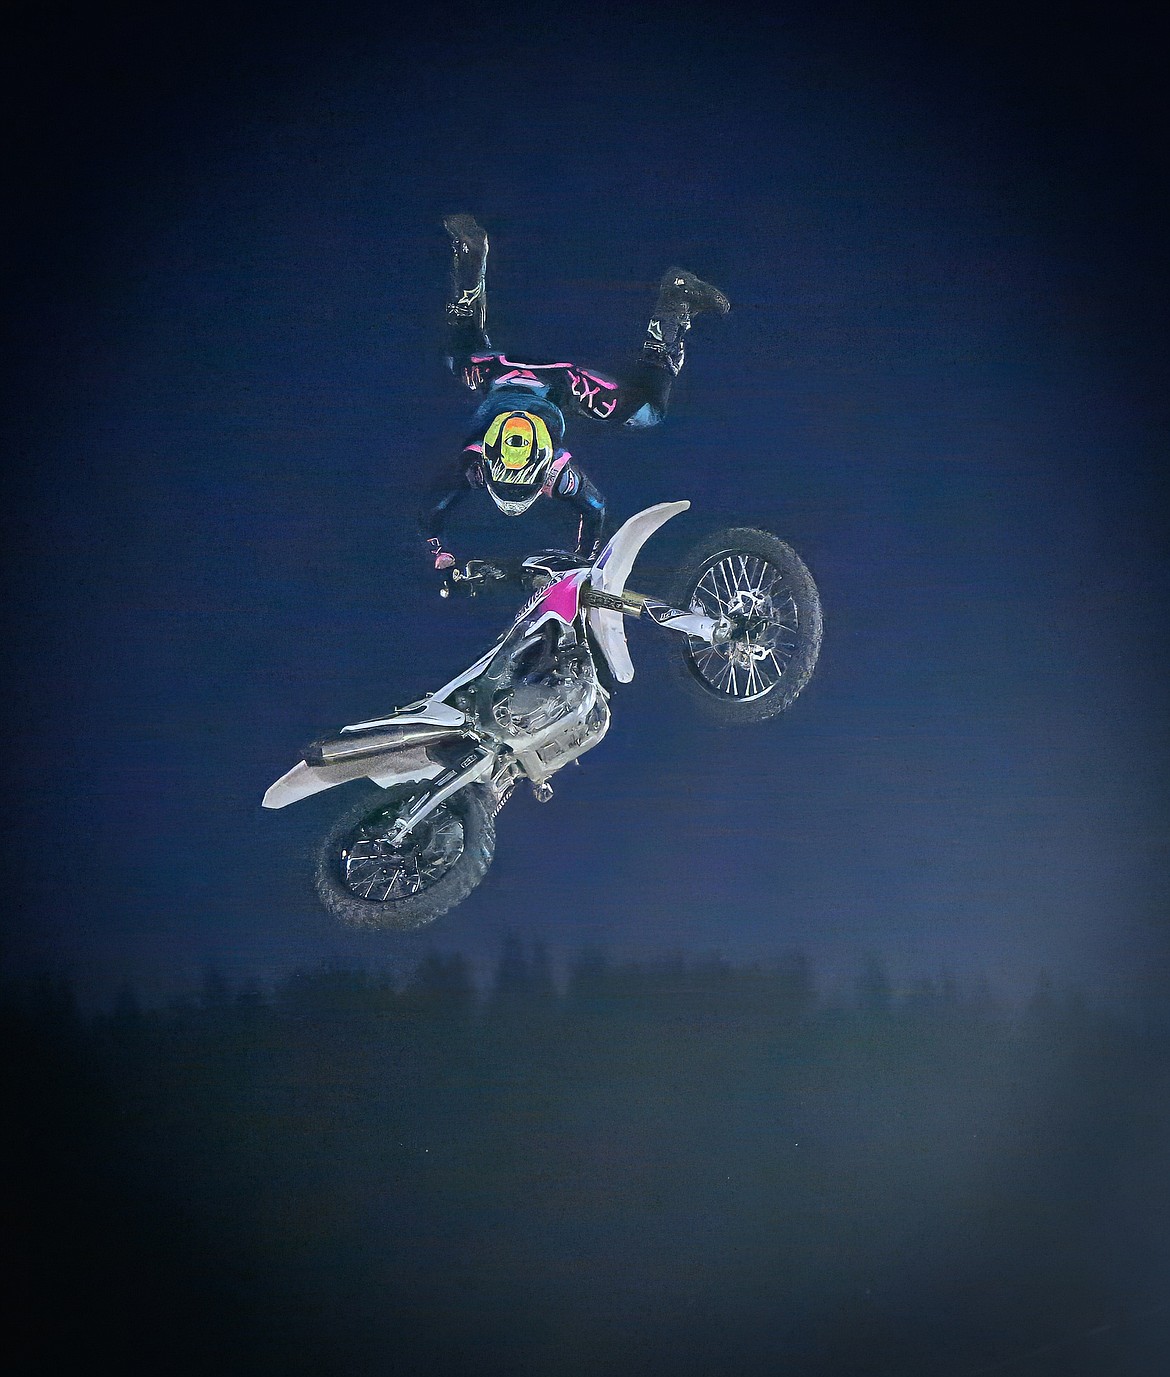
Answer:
[{"left": 587, "top": 500, "right": 690, "bottom": 683}]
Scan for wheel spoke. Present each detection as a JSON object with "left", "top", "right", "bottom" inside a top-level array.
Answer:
[
  {"left": 692, "top": 585, "right": 721, "bottom": 619},
  {"left": 765, "top": 648, "right": 788, "bottom": 680},
  {"left": 710, "top": 559, "right": 726, "bottom": 608},
  {"left": 339, "top": 802, "right": 466, "bottom": 903},
  {"left": 697, "top": 569, "right": 730, "bottom": 613},
  {"left": 684, "top": 552, "right": 807, "bottom": 701}
]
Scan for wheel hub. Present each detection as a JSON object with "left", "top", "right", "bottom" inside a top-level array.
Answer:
[
  {"left": 716, "top": 601, "right": 781, "bottom": 667},
  {"left": 341, "top": 802, "right": 465, "bottom": 901}
]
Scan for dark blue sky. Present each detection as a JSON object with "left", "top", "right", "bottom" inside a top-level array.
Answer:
[{"left": 5, "top": 0, "right": 1169, "bottom": 1006}]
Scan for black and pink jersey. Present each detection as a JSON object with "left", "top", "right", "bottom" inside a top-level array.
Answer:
[
  {"left": 459, "top": 352, "right": 626, "bottom": 432},
  {"left": 422, "top": 311, "right": 673, "bottom": 565}
]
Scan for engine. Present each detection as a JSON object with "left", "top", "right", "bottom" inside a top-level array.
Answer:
[
  {"left": 491, "top": 639, "right": 593, "bottom": 738},
  {"left": 532, "top": 693, "right": 609, "bottom": 772}
]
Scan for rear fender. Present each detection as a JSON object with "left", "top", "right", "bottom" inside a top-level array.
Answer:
[
  {"left": 262, "top": 746, "right": 442, "bottom": 809},
  {"left": 263, "top": 696, "right": 468, "bottom": 808}
]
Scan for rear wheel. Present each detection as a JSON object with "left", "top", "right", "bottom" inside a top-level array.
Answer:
[
  {"left": 314, "top": 783, "right": 495, "bottom": 931},
  {"left": 665, "top": 527, "right": 822, "bottom": 724}
]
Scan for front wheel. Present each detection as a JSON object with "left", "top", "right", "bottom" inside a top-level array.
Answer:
[
  {"left": 314, "top": 783, "right": 496, "bottom": 931},
  {"left": 665, "top": 527, "right": 823, "bottom": 725}
]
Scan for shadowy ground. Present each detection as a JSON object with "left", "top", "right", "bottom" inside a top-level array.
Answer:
[{"left": 6, "top": 950, "right": 1168, "bottom": 1375}]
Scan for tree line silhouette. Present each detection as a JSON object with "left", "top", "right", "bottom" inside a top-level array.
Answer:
[{"left": 5, "top": 943, "right": 1168, "bottom": 1376}]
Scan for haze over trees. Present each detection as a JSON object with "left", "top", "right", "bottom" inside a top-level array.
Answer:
[{"left": 6, "top": 946, "right": 1168, "bottom": 1376}]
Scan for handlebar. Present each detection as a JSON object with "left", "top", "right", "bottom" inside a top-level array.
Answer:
[
  {"left": 439, "top": 559, "right": 514, "bottom": 599},
  {"left": 437, "top": 552, "right": 597, "bottom": 600},
  {"left": 436, "top": 555, "right": 728, "bottom": 644}
]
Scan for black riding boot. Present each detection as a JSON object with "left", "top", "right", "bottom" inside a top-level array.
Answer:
[
  {"left": 642, "top": 266, "right": 731, "bottom": 375},
  {"left": 615, "top": 267, "right": 730, "bottom": 425},
  {"left": 444, "top": 214, "right": 489, "bottom": 335}
]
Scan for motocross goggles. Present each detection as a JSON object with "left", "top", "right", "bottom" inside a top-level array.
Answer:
[{"left": 482, "top": 410, "right": 554, "bottom": 515}]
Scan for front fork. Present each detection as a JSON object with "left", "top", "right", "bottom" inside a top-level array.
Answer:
[
  {"left": 581, "top": 586, "right": 730, "bottom": 644},
  {"left": 385, "top": 745, "right": 495, "bottom": 846}
]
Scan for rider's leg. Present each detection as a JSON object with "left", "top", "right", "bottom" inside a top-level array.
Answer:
[
  {"left": 611, "top": 267, "right": 730, "bottom": 427},
  {"left": 443, "top": 214, "right": 490, "bottom": 374}
]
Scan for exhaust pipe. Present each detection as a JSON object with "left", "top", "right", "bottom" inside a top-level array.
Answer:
[{"left": 304, "top": 722, "right": 463, "bottom": 766}]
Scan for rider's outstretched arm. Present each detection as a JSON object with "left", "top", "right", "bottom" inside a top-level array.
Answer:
[
  {"left": 419, "top": 453, "right": 478, "bottom": 569},
  {"left": 547, "top": 458, "right": 606, "bottom": 559}
]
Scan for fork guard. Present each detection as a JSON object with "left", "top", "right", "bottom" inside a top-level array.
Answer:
[
  {"left": 385, "top": 745, "right": 496, "bottom": 844},
  {"left": 586, "top": 501, "right": 693, "bottom": 683}
]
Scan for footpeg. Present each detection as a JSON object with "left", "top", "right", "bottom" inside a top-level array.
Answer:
[{"left": 531, "top": 780, "right": 554, "bottom": 803}]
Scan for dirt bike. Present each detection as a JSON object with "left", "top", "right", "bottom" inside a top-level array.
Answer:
[{"left": 263, "top": 502, "right": 822, "bottom": 930}]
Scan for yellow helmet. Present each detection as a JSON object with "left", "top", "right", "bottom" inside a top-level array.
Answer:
[{"left": 482, "top": 410, "right": 555, "bottom": 514}]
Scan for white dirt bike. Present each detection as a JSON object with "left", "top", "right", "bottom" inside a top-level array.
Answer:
[{"left": 263, "top": 502, "right": 822, "bottom": 930}]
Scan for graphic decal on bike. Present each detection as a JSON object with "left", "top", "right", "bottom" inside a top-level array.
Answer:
[{"left": 539, "top": 572, "right": 584, "bottom": 623}]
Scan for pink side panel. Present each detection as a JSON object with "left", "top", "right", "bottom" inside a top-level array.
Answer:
[{"left": 538, "top": 573, "right": 583, "bottom": 622}]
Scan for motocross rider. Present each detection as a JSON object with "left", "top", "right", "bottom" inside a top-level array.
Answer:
[{"left": 419, "top": 214, "right": 730, "bottom": 579}]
